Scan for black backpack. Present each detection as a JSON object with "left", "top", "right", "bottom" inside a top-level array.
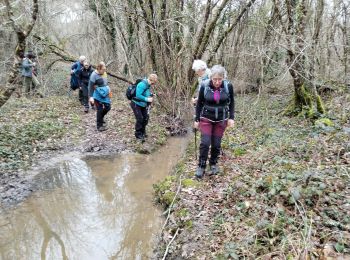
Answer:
[
  {"left": 202, "top": 78, "right": 231, "bottom": 105},
  {"left": 126, "top": 78, "right": 144, "bottom": 100}
]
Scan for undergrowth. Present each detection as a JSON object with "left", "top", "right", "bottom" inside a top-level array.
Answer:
[{"left": 155, "top": 90, "right": 350, "bottom": 258}]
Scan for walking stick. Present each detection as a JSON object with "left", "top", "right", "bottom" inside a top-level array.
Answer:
[{"left": 194, "top": 128, "right": 197, "bottom": 160}]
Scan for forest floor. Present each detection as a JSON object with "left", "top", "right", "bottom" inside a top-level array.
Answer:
[
  {"left": 1, "top": 85, "right": 349, "bottom": 258},
  {"left": 154, "top": 89, "right": 350, "bottom": 258},
  {"left": 0, "top": 89, "right": 182, "bottom": 206}
]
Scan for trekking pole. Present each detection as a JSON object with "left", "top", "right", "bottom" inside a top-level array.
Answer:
[
  {"left": 192, "top": 102, "right": 198, "bottom": 160},
  {"left": 194, "top": 128, "right": 197, "bottom": 160}
]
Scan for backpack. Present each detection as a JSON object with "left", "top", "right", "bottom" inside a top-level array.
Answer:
[
  {"left": 202, "top": 79, "right": 230, "bottom": 97},
  {"left": 126, "top": 78, "right": 144, "bottom": 100},
  {"left": 70, "top": 61, "right": 82, "bottom": 90},
  {"left": 96, "top": 86, "right": 110, "bottom": 98}
]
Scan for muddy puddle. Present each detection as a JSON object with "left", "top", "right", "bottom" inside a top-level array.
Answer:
[{"left": 0, "top": 137, "right": 188, "bottom": 259}]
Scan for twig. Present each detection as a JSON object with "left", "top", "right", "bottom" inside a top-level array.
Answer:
[
  {"left": 162, "top": 228, "right": 180, "bottom": 260},
  {"left": 162, "top": 175, "right": 182, "bottom": 231}
]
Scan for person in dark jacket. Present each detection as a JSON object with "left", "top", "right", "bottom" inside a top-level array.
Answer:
[
  {"left": 130, "top": 74, "right": 157, "bottom": 141},
  {"left": 194, "top": 65, "right": 235, "bottom": 178},
  {"left": 21, "top": 52, "right": 40, "bottom": 96},
  {"left": 70, "top": 56, "right": 86, "bottom": 103},
  {"left": 77, "top": 61, "right": 93, "bottom": 112}
]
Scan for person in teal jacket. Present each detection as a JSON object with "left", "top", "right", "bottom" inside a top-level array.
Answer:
[{"left": 130, "top": 74, "right": 158, "bottom": 140}]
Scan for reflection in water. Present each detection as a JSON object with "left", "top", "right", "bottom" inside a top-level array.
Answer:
[{"left": 0, "top": 137, "right": 188, "bottom": 259}]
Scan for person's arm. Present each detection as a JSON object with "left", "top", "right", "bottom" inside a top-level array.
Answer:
[
  {"left": 228, "top": 83, "right": 235, "bottom": 120},
  {"left": 71, "top": 62, "right": 77, "bottom": 74},
  {"left": 88, "top": 73, "right": 96, "bottom": 98},
  {"left": 135, "top": 81, "right": 149, "bottom": 102},
  {"left": 195, "top": 85, "right": 205, "bottom": 122}
]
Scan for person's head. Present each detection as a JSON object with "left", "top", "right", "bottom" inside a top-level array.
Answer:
[
  {"left": 210, "top": 65, "right": 227, "bottom": 89},
  {"left": 192, "top": 60, "right": 207, "bottom": 77},
  {"left": 79, "top": 56, "right": 86, "bottom": 64},
  {"left": 83, "top": 61, "right": 90, "bottom": 69},
  {"left": 96, "top": 62, "right": 106, "bottom": 75},
  {"left": 147, "top": 73, "right": 158, "bottom": 86},
  {"left": 19, "top": 51, "right": 25, "bottom": 59},
  {"left": 26, "top": 51, "right": 36, "bottom": 60}
]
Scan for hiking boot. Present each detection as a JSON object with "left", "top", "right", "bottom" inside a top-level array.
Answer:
[
  {"left": 84, "top": 107, "right": 89, "bottom": 113},
  {"left": 208, "top": 165, "right": 219, "bottom": 176},
  {"left": 195, "top": 167, "right": 205, "bottom": 179},
  {"left": 97, "top": 126, "right": 107, "bottom": 132},
  {"left": 136, "top": 135, "right": 145, "bottom": 143}
]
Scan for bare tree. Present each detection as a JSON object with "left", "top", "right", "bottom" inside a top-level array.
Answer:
[{"left": 274, "top": 0, "right": 325, "bottom": 117}]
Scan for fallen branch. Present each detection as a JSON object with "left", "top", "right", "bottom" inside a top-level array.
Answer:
[
  {"left": 162, "top": 228, "right": 180, "bottom": 260},
  {"left": 33, "top": 34, "right": 133, "bottom": 84},
  {"left": 162, "top": 175, "right": 183, "bottom": 231}
]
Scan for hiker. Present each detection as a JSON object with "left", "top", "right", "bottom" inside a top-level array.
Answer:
[
  {"left": 194, "top": 65, "right": 235, "bottom": 178},
  {"left": 77, "top": 60, "right": 93, "bottom": 113},
  {"left": 88, "top": 62, "right": 111, "bottom": 132},
  {"left": 21, "top": 52, "right": 40, "bottom": 96},
  {"left": 70, "top": 56, "right": 86, "bottom": 103},
  {"left": 191, "top": 60, "right": 210, "bottom": 105},
  {"left": 130, "top": 74, "right": 157, "bottom": 141}
]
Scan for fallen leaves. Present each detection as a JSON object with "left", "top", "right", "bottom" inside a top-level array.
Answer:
[{"left": 155, "top": 93, "right": 350, "bottom": 258}]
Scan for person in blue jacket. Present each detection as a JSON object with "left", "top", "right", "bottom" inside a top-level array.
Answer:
[
  {"left": 88, "top": 62, "right": 111, "bottom": 132},
  {"left": 130, "top": 74, "right": 157, "bottom": 141}
]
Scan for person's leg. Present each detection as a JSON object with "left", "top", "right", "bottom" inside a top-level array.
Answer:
[
  {"left": 32, "top": 75, "right": 40, "bottom": 90},
  {"left": 82, "top": 85, "right": 89, "bottom": 111},
  {"left": 141, "top": 106, "right": 149, "bottom": 137},
  {"left": 23, "top": 77, "right": 32, "bottom": 97},
  {"left": 130, "top": 102, "right": 145, "bottom": 139},
  {"left": 101, "top": 103, "right": 111, "bottom": 124},
  {"left": 78, "top": 88, "right": 83, "bottom": 105},
  {"left": 196, "top": 119, "right": 213, "bottom": 178},
  {"left": 95, "top": 101, "right": 104, "bottom": 130},
  {"left": 208, "top": 121, "right": 227, "bottom": 175}
]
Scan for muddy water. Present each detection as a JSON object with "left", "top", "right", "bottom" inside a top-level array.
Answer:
[{"left": 0, "top": 137, "right": 188, "bottom": 260}]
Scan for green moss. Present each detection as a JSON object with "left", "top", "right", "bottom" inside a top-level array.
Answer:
[
  {"left": 175, "top": 161, "right": 186, "bottom": 174},
  {"left": 153, "top": 176, "right": 175, "bottom": 194},
  {"left": 232, "top": 147, "right": 247, "bottom": 156},
  {"left": 177, "top": 208, "right": 189, "bottom": 217},
  {"left": 288, "top": 85, "right": 326, "bottom": 118},
  {"left": 315, "top": 118, "right": 334, "bottom": 127},
  {"left": 162, "top": 191, "right": 177, "bottom": 206},
  {"left": 184, "top": 220, "right": 193, "bottom": 229},
  {"left": 182, "top": 178, "right": 198, "bottom": 188},
  {"left": 316, "top": 94, "right": 325, "bottom": 114}
]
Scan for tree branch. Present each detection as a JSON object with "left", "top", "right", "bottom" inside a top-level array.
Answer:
[
  {"left": 207, "top": 0, "right": 256, "bottom": 64},
  {"left": 33, "top": 35, "right": 132, "bottom": 84}
]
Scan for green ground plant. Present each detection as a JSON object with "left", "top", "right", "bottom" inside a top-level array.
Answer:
[{"left": 156, "top": 90, "right": 350, "bottom": 258}]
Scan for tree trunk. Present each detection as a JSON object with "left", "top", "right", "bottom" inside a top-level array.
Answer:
[{"left": 0, "top": 0, "right": 39, "bottom": 108}]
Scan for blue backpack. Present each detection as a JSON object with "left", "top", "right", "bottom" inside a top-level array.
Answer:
[{"left": 70, "top": 61, "right": 82, "bottom": 90}]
